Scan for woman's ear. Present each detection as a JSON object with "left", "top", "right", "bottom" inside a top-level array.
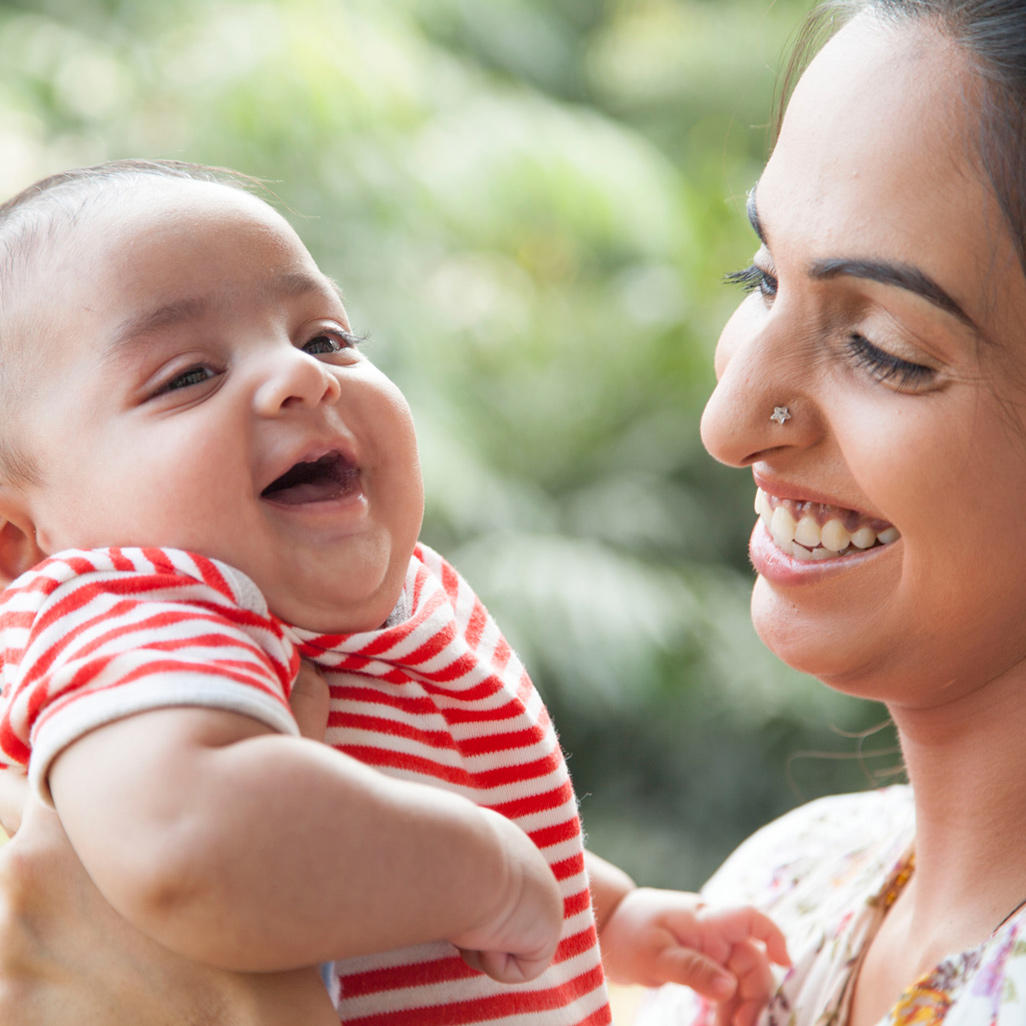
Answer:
[{"left": 0, "top": 517, "right": 45, "bottom": 588}]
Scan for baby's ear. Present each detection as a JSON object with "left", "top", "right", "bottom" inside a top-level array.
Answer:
[{"left": 0, "top": 517, "right": 45, "bottom": 588}]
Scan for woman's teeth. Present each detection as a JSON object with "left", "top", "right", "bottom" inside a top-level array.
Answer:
[{"left": 755, "top": 488, "right": 900, "bottom": 562}]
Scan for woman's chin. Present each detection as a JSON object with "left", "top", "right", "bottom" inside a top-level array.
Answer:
[{"left": 750, "top": 579, "right": 876, "bottom": 695}]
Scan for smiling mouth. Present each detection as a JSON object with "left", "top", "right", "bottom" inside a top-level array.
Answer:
[
  {"left": 756, "top": 488, "right": 900, "bottom": 561},
  {"left": 261, "top": 452, "right": 360, "bottom": 505}
]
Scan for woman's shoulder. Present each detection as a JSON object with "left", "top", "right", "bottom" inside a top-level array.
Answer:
[{"left": 702, "top": 785, "right": 914, "bottom": 909}]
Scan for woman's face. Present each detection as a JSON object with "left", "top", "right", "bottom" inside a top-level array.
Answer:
[{"left": 701, "top": 13, "right": 1026, "bottom": 708}]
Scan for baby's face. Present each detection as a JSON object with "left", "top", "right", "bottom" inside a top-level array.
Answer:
[{"left": 7, "top": 179, "right": 423, "bottom": 632}]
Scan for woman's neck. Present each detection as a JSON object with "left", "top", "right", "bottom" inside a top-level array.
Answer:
[{"left": 888, "top": 667, "right": 1026, "bottom": 943}]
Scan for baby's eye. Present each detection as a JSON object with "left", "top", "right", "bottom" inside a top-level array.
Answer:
[
  {"left": 724, "top": 264, "right": 778, "bottom": 301},
  {"left": 160, "top": 365, "right": 216, "bottom": 393},
  {"left": 302, "top": 328, "right": 361, "bottom": 356}
]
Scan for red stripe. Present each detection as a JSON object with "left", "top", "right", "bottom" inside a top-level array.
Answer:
[
  {"left": 42, "top": 656, "right": 284, "bottom": 714},
  {"left": 528, "top": 817, "right": 581, "bottom": 851},
  {"left": 463, "top": 601, "right": 488, "bottom": 650},
  {"left": 0, "top": 721, "right": 29, "bottom": 763},
  {"left": 338, "top": 953, "right": 476, "bottom": 998},
  {"left": 22, "top": 588, "right": 290, "bottom": 695},
  {"left": 418, "top": 678, "right": 508, "bottom": 703},
  {"left": 327, "top": 684, "right": 436, "bottom": 709},
  {"left": 457, "top": 726, "right": 548, "bottom": 757},
  {"left": 0, "top": 610, "right": 35, "bottom": 631},
  {"left": 339, "top": 746, "right": 566, "bottom": 791},
  {"left": 107, "top": 548, "right": 136, "bottom": 572},
  {"left": 563, "top": 889, "right": 593, "bottom": 920},
  {"left": 440, "top": 558, "right": 460, "bottom": 600},
  {"left": 488, "top": 782, "right": 576, "bottom": 820},
  {"left": 392, "top": 623, "right": 459, "bottom": 667},
  {"left": 550, "top": 852, "right": 586, "bottom": 883},
  {"left": 329, "top": 713, "right": 458, "bottom": 751},
  {"left": 432, "top": 699, "right": 531, "bottom": 725},
  {"left": 301, "top": 594, "right": 450, "bottom": 662},
  {"left": 24, "top": 572, "right": 250, "bottom": 659},
  {"left": 343, "top": 964, "right": 608, "bottom": 1026},
  {"left": 324, "top": 680, "right": 484, "bottom": 710},
  {"left": 555, "top": 925, "right": 600, "bottom": 963},
  {"left": 188, "top": 552, "right": 236, "bottom": 601}
]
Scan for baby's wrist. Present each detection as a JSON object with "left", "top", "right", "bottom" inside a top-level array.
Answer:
[{"left": 584, "top": 851, "right": 637, "bottom": 934}]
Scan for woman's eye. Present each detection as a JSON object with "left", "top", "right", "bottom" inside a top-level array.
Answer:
[
  {"left": 724, "top": 264, "right": 778, "bottom": 300},
  {"left": 302, "top": 329, "right": 361, "bottom": 356},
  {"left": 846, "top": 333, "right": 935, "bottom": 390},
  {"left": 159, "top": 366, "right": 216, "bottom": 393}
]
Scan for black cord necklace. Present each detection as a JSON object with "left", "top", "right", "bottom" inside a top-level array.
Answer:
[
  {"left": 886, "top": 852, "right": 1026, "bottom": 934},
  {"left": 994, "top": 897, "right": 1026, "bottom": 933}
]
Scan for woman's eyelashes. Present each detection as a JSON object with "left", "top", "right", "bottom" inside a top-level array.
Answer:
[
  {"left": 845, "top": 333, "right": 935, "bottom": 390},
  {"left": 725, "top": 261, "right": 936, "bottom": 392},
  {"left": 725, "top": 264, "right": 778, "bottom": 300}
]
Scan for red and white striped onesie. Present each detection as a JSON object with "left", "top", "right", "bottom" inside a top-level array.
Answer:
[{"left": 0, "top": 544, "right": 612, "bottom": 1026}]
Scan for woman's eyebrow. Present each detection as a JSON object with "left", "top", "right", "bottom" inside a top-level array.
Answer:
[
  {"left": 746, "top": 188, "right": 766, "bottom": 244},
  {"left": 809, "top": 257, "right": 977, "bottom": 332},
  {"left": 746, "top": 184, "right": 979, "bottom": 335}
]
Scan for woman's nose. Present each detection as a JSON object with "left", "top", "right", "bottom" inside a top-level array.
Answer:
[
  {"left": 252, "top": 347, "right": 342, "bottom": 416},
  {"left": 700, "top": 306, "right": 817, "bottom": 468}
]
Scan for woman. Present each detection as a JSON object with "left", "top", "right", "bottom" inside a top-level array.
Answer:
[{"left": 642, "top": 1, "right": 1026, "bottom": 1023}]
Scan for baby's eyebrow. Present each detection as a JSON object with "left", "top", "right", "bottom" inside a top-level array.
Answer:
[
  {"left": 109, "top": 296, "right": 210, "bottom": 351},
  {"left": 106, "top": 271, "right": 346, "bottom": 355}
]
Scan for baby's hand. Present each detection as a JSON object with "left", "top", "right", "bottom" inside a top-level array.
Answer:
[
  {"left": 289, "top": 661, "right": 331, "bottom": 742},
  {"left": 0, "top": 767, "right": 29, "bottom": 836},
  {"left": 450, "top": 809, "right": 564, "bottom": 985},
  {"left": 600, "top": 888, "right": 789, "bottom": 1026}
]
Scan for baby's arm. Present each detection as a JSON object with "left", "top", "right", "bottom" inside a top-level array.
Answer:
[
  {"left": 587, "top": 852, "right": 789, "bottom": 1026},
  {"left": 47, "top": 704, "right": 563, "bottom": 982}
]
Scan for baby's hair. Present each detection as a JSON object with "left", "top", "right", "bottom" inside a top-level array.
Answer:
[
  {"left": 0, "top": 159, "right": 263, "bottom": 484},
  {"left": 0, "top": 158, "right": 260, "bottom": 220}
]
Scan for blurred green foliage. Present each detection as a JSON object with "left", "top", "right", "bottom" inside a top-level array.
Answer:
[{"left": 0, "top": 0, "right": 898, "bottom": 886}]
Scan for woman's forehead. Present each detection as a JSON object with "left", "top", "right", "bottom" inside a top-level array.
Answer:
[{"left": 756, "top": 13, "right": 1024, "bottom": 343}]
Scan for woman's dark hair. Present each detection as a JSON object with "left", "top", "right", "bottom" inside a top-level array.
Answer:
[{"left": 778, "top": 0, "right": 1026, "bottom": 272}]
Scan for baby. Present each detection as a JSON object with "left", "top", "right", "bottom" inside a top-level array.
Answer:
[{"left": 0, "top": 160, "right": 787, "bottom": 1026}]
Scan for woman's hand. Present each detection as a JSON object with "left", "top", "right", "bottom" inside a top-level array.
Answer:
[{"left": 0, "top": 797, "right": 338, "bottom": 1026}]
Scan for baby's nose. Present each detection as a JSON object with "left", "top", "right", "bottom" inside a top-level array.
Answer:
[{"left": 253, "top": 348, "right": 342, "bottom": 415}]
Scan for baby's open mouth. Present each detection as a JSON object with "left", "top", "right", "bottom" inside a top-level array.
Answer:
[
  {"left": 756, "top": 488, "right": 900, "bottom": 561},
  {"left": 261, "top": 452, "right": 359, "bottom": 505}
]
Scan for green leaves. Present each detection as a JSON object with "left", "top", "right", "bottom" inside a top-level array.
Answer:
[{"left": 0, "top": 0, "right": 889, "bottom": 886}]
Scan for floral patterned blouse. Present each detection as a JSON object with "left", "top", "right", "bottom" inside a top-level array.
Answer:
[{"left": 636, "top": 786, "right": 1026, "bottom": 1026}]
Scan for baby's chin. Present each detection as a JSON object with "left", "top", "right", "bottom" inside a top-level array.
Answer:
[{"left": 264, "top": 581, "right": 406, "bottom": 635}]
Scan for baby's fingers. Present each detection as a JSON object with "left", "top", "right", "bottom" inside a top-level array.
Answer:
[
  {"left": 703, "top": 906, "right": 790, "bottom": 968},
  {"left": 653, "top": 945, "right": 736, "bottom": 1003},
  {"left": 459, "top": 946, "right": 553, "bottom": 985},
  {"left": 714, "top": 940, "right": 777, "bottom": 1026},
  {"left": 743, "top": 910, "right": 790, "bottom": 968}
]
